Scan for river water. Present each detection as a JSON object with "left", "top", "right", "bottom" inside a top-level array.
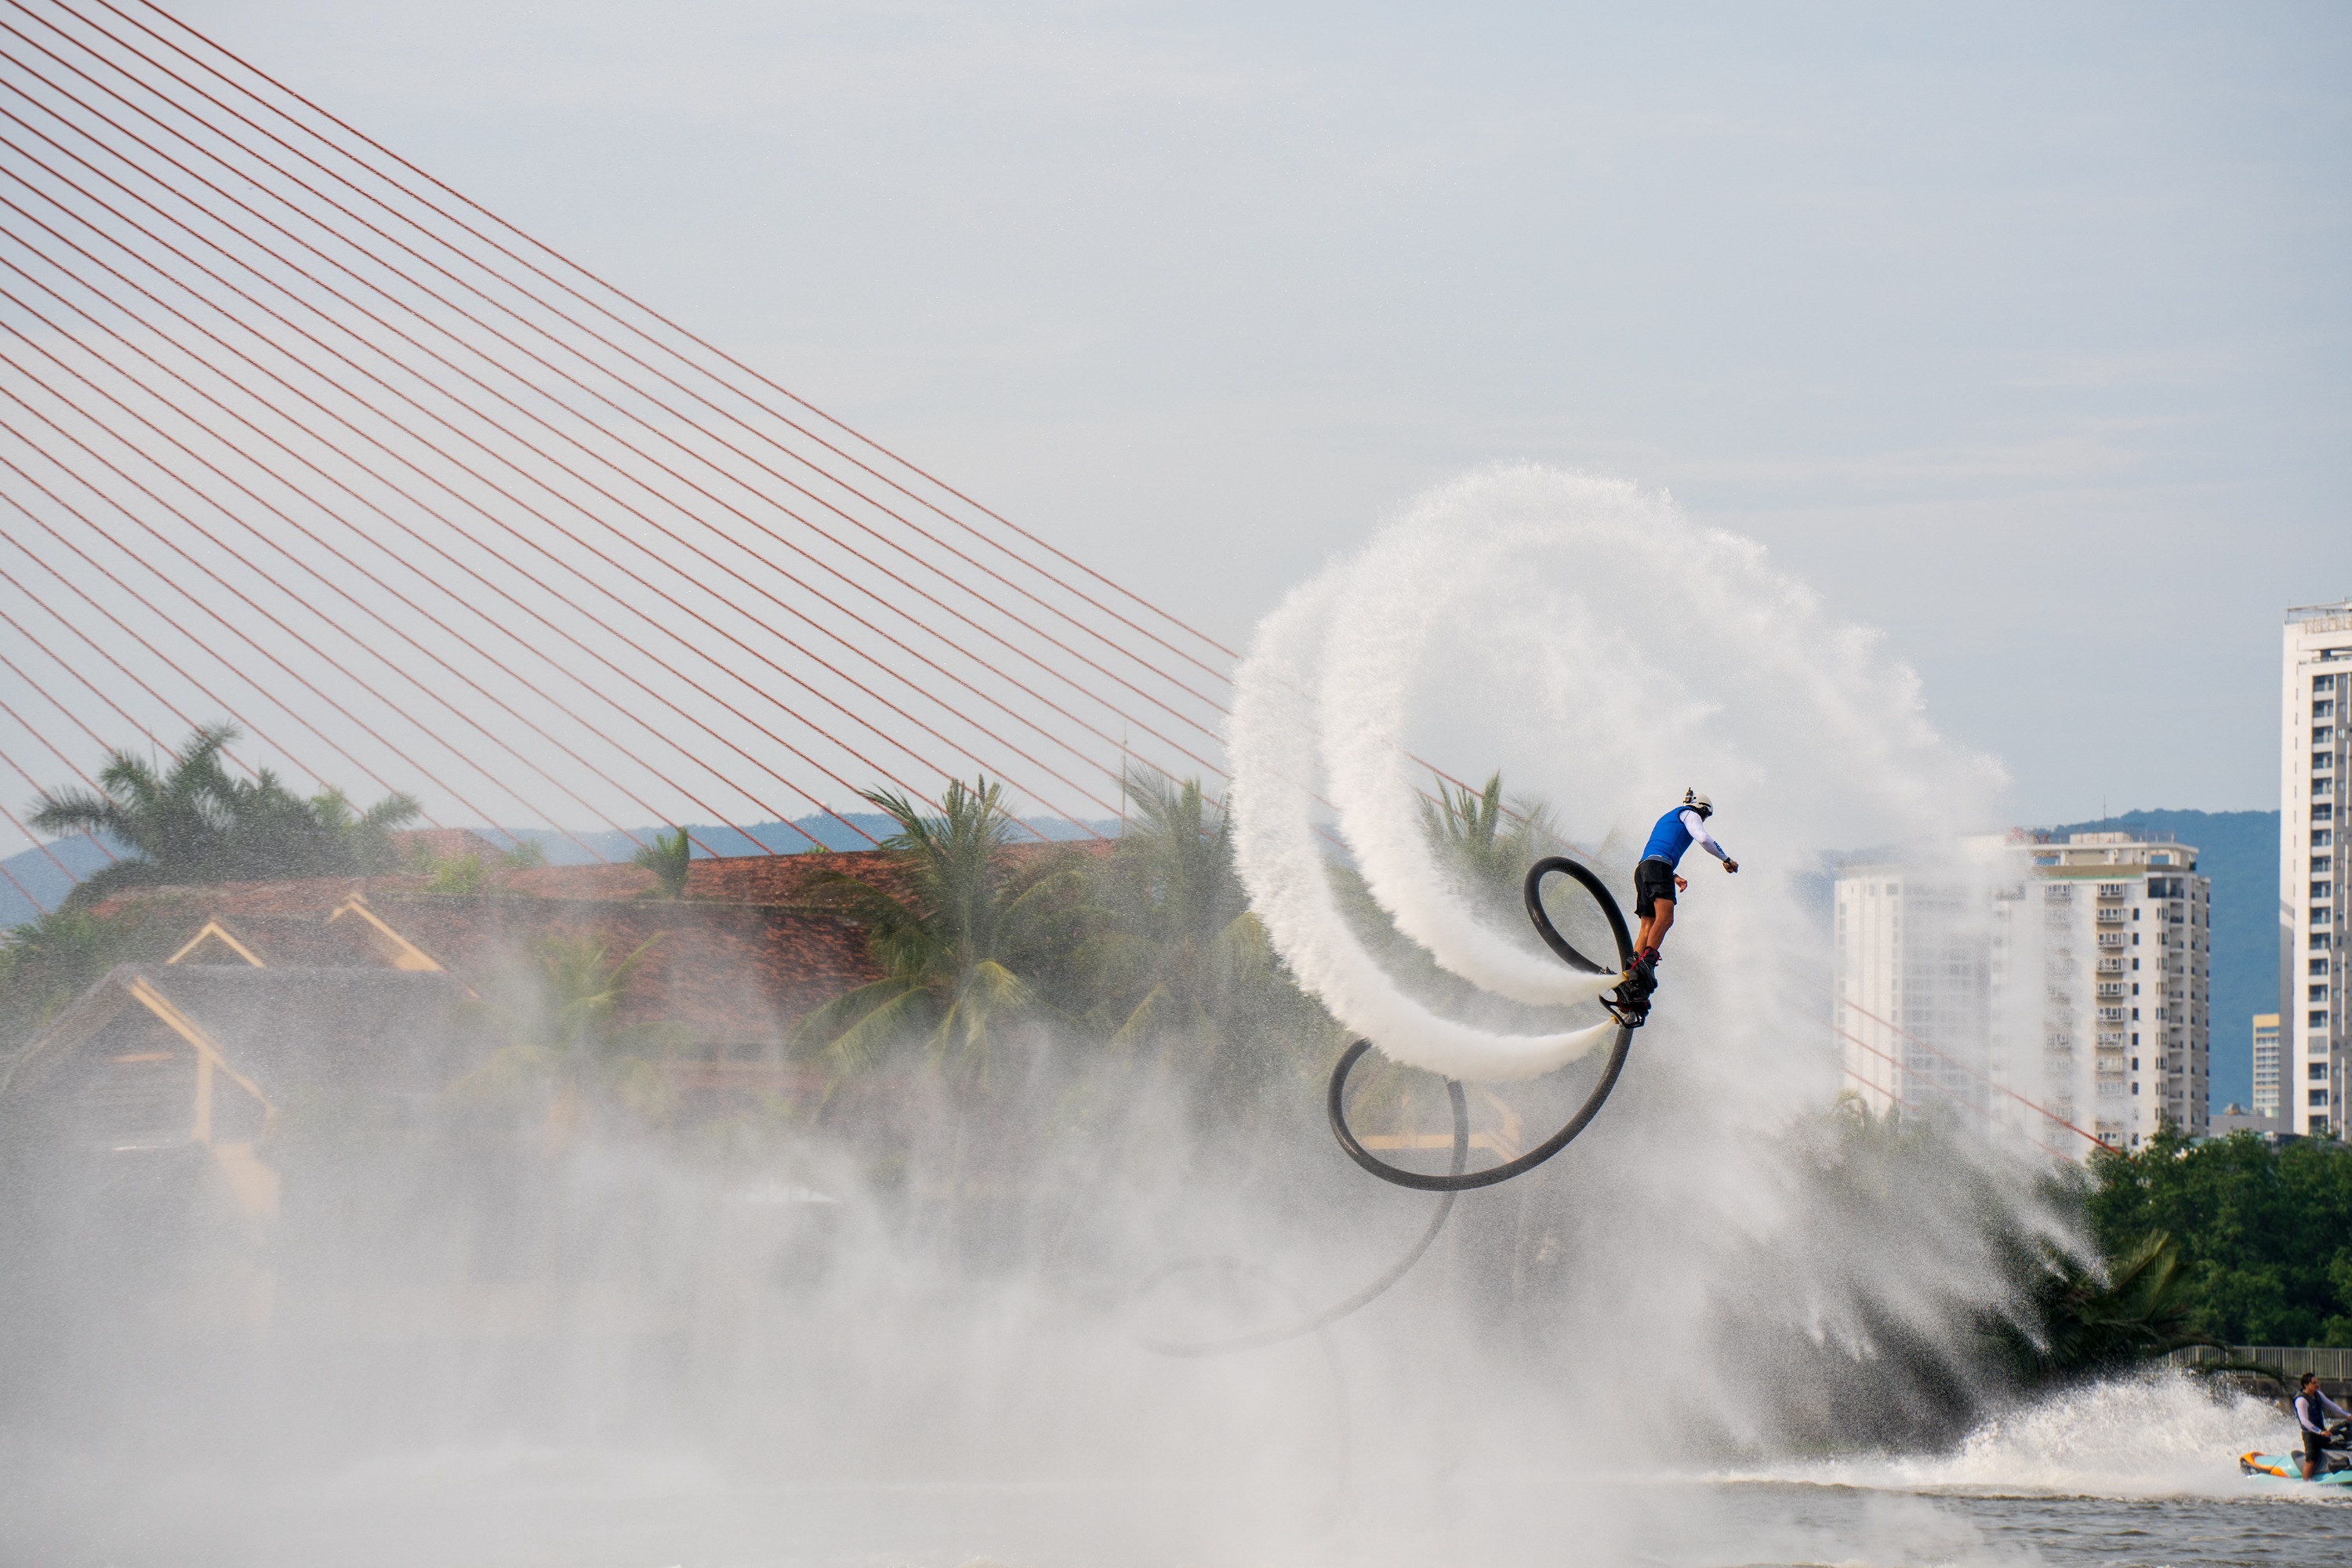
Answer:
[{"left": 15, "top": 1468, "right": 2343, "bottom": 1567}]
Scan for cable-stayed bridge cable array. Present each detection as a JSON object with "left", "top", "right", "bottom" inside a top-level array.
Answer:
[{"left": 0, "top": 0, "right": 1250, "bottom": 887}]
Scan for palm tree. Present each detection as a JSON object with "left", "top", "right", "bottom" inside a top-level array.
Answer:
[
  {"left": 789, "top": 778, "right": 1081, "bottom": 1083},
  {"left": 28, "top": 724, "right": 419, "bottom": 903},
  {"left": 450, "top": 932, "right": 684, "bottom": 1145},
  {"left": 1085, "top": 769, "right": 1335, "bottom": 1098},
  {"left": 1998, "top": 1229, "right": 2217, "bottom": 1382},
  {"left": 1419, "top": 771, "right": 1563, "bottom": 916},
  {"left": 633, "top": 826, "right": 692, "bottom": 898}
]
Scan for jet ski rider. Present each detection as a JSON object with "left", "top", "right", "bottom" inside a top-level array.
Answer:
[
  {"left": 2296, "top": 1372, "right": 2350, "bottom": 1479},
  {"left": 1624, "top": 789, "right": 1737, "bottom": 1000}
]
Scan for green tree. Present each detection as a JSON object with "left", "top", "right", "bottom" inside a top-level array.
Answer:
[
  {"left": 1993, "top": 1229, "right": 2216, "bottom": 1381},
  {"left": 1083, "top": 769, "right": 1337, "bottom": 1102},
  {"left": 2086, "top": 1127, "right": 2352, "bottom": 1345},
  {"left": 633, "top": 827, "right": 692, "bottom": 898},
  {"left": 28, "top": 724, "right": 419, "bottom": 905},
  {"left": 0, "top": 904, "right": 165, "bottom": 1057},
  {"left": 789, "top": 779, "right": 1083, "bottom": 1083},
  {"left": 1419, "top": 771, "right": 1563, "bottom": 914}
]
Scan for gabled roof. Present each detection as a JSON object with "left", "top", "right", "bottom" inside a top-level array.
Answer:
[
  {"left": 89, "top": 875, "right": 883, "bottom": 1047},
  {"left": 2, "top": 962, "right": 488, "bottom": 1116}
]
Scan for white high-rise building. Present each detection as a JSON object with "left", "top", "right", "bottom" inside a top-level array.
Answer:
[
  {"left": 1835, "top": 831, "right": 2211, "bottom": 1156},
  {"left": 2282, "top": 601, "right": 2351, "bottom": 1138},
  {"left": 2252, "top": 1013, "right": 2281, "bottom": 1122}
]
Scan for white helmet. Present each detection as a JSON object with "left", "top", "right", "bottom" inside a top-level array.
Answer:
[{"left": 1684, "top": 788, "right": 1714, "bottom": 818}]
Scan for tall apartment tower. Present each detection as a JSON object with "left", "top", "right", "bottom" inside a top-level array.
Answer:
[
  {"left": 1835, "top": 832, "right": 2211, "bottom": 1156},
  {"left": 2282, "top": 601, "right": 2351, "bottom": 1138},
  {"left": 2252, "top": 1014, "right": 2281, "bottom": 1122},
  {"left": 1831, "top": 865, "right": 1992, "bottom": 1123}
]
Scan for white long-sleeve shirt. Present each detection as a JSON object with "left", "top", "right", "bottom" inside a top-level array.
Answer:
[
  {"left": 1681, "top": 809, "right": 1731, "bottom": 865},
  {"left": 2297, "top": 1388, "right": 2350, "bottom": 1434}
]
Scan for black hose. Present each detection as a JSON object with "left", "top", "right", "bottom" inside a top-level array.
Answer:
[
  {"left": 1134, "top": 1083, "right": 1465, "bottom": 1358},
  {"left": 1137, "top": 854, "right": 1636, "bottom": 1353},
  {"left": 1326, "top": 855, "right": 1639, "bottom": 1192}
]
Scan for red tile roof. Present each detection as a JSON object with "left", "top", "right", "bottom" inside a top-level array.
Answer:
[{"left": 94, "top": 877, "right": 880, "bottom": 1050}]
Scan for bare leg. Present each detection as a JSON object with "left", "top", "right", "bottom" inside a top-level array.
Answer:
[{"left": 1644, "top": 898, "right": 1675, "bottom": 957}]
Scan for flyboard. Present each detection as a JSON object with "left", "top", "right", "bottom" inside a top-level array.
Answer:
[{"left": 1140, "top": 854, "right": 1642, "bottom": 1356}]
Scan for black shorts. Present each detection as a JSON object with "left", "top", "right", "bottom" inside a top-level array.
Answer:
[
  {"left": 2309, "top": 1429, "right": 2332, "bottom": 1466},
  {"left": 1635, "top": 857, "right": 1677, "bottom": 912}
]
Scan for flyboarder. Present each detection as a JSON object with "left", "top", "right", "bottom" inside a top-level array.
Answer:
[{"left": 1622, "top": 789, "right": 1736, "bottom": 1003}]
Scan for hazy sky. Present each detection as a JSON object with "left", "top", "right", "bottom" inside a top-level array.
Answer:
[{"left": 174, "top": 0, "right": 2349, "bottom": 823}]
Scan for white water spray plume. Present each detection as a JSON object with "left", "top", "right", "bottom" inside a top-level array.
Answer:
[{"left": 1232, "top": 463, "right": 2005, "bottom": 1083}]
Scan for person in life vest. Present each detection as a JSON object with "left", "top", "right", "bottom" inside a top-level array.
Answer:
[
  {"left": 1622, "top": 789, "right": 1737, "bottom": 1001},
  {"left": 2296, "top": 1371, "right": 2350, "bottom": 1479}
]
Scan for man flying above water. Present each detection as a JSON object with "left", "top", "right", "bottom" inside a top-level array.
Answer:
[{"left": 1621, "top": 789, "right": 1737, "bottom": 1005}]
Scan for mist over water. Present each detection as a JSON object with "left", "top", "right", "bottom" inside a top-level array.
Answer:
[{"left": 0, "top": 466, "right": 2338, "bottom": 1566}]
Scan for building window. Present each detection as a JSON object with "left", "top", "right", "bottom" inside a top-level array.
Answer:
[
  {"left": 2314, "top": 1089, "right": 2331, "bottom": 1107},
  {"left": 2312, "top": 1011, "right": 2330, "bottom": 1028},
  {"left": 2320, "top": 804, "right": 2338, "bottom": 822},
  {"left": 2321, "top": 674, "right": 2340, "bottom": 692},
  {"left": 2320, "top": 830, "right": 2338, "bottom": 849},
  {"left": 2315, "top": 985, "right": 2332, "bottom": 1003},
  {"left": 2316, "top": 934, "right": 2336, "bottom": 950},
  {"left": 2321, "top": 779, "right": 2337, "bottom": 796},
  {"left": 2323, "top": 699, "right": 2341, "bottom": 718},
  {"left": 2311, "top": 1062, "right": 2330, "bottom": 1080},
  {"left": 2318, "top": 884, "right": 2335, "bottom": 902}
]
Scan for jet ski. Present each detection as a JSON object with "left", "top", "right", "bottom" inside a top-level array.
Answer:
[{"left": 2241, "top": 1418, "right": 2352, "bottom": 1484}]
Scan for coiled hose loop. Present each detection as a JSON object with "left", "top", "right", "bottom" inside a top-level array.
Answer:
[{"left": 1325, "top": 855, "right": 1639, "bottom": 1192}]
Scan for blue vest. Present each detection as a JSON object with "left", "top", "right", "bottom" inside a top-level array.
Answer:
[{"left": 1641, "top": 806, "right": 1695, "bottom": 868}]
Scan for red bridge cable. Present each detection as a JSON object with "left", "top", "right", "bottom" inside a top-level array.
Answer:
[
  {"left": 1835, "top": 1000, "right": 2111, "bottom": 1152},
  {"left": 0, "top": 292, "right": 754, "bottom": 865},
  {"left": 0, "top": 426, "right": 543, "bottom": 848},
  {"left": 0, "top": 174, "right": 916, "bottom": 850},
  {"left": 82, "top": 0, "right": 1240, "bottom": 681},
  {"left": 21, "top": 0, "right": 1238, "bottom": 720},
  {"left": 0, "top": 679, "right": 125, "bottom": 862},
  {"left": 0, "top": 366, "right": 621, "bottom": 864},
  {"left": 0, "top": 742, "right": 118, "bottom": 866},
  {"left": 0, "top": 119, "right": 1126, "bottom": 837},
  {"left": 0, "top": 44, "right": 1232, "bottom": 777},
  {"left": 1833, "top": 1025, "right": 2077, "bottom": 1161},
  {"left": 0, "top": 564, "right": 206, "bottom": 769},
  {"left": 0, "top": 485, "right": 426, "bottom": 824},
  {"left": 0, "top": 230, "right": 851, "bottom": 852},
  {"left": 0, "top": 754, "right": 80, "bottom": 880},
  {"left": 0, "top": 612, "right": 166, "bottom": 781}
]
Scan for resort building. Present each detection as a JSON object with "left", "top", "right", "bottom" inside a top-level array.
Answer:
[{"left": 2282, "top": 601, "right": 2352, "bottom": 1138}]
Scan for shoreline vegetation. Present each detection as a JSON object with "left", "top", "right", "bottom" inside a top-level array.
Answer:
[{"left": 3, "top": 729, "right": 2349, "bottom": 1407}]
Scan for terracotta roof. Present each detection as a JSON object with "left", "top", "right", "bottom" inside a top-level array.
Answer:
[
  {"left": 388, "top": 827, "right": 509, "bottom": 862},
  {"left": 92, "top": 877, "right": 880, "bottom": 1048}
]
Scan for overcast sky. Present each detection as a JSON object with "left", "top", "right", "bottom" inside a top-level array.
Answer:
[{"left": 172, "top": 0, "right": 2349, "bottom": 824}]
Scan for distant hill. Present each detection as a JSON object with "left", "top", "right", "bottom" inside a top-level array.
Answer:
[
  {"left": 0, "top": 833, "right": 121, "bottom": 927},
  {"left": 2045, "top": 809, "right": 2277, "bottom": 1115}
]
